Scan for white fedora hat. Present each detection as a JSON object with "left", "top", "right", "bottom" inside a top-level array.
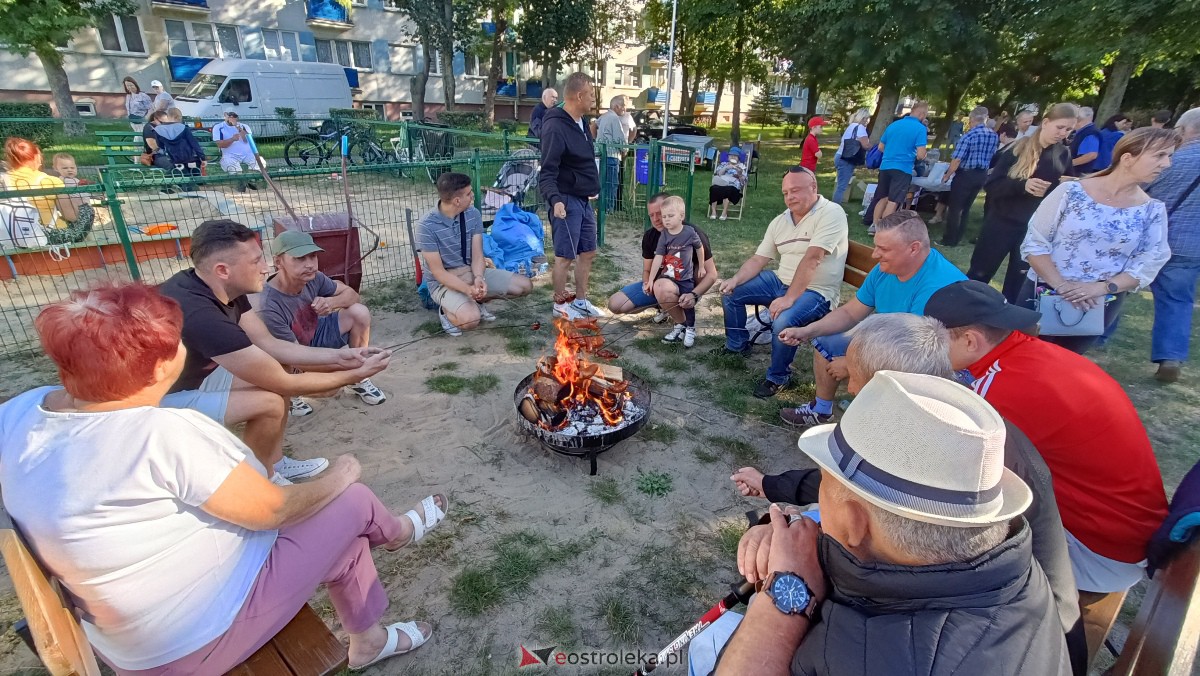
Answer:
[{"left": 797, "top": 370, "right": 1031, "bottom": 527}]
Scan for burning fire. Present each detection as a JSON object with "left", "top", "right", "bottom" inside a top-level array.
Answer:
[{"left": 521, "top": 317, "right": 631, "bottom": 431}]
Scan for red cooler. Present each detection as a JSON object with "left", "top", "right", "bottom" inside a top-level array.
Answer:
[{"left": 272, "top": 214, "right": 363, "bottom": 291}]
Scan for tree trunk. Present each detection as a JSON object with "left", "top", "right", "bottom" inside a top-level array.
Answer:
[
  {"left": 34, "top": 45, "right": 84, "bottom": 137},
  {"left": 483, "top": 15, "right": 508, "bottom": 125},
  {"left": 440, "top": 46, "right": 456, "bottom": 112},
  {"left": 678, "top": 62, "right": 691, "bottom": 118},
  {"left": 1096, "top": 51, "right": 1139, "bottom": 123},
  {"left": 870, "top": 82, "right": 900, "bottom": 145},
  {"left": 709, "top": 76, "right": 726, "bottom": 129},
  {"left": 807, "top": 81, "right": 820, "bottom": 118},
  {"left": 934, "top": 78, "right": 971, "bottom": 148},
  {"left": 412, "top": 36, "right": 433, "bottom": 122},
  {"left": 731, "top": 79, "right": 743, "bottom": 146},
  {"left": 689, "top": 66, "right": 703, "bottom": 120},
  {"left": 730, "top": 14, "right": 746, "bottom": 146}
]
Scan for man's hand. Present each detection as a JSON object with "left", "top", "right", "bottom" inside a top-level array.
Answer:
[
  {"left": 768, "top": 295, "right": 795, "bottom": 320},
  {"left": 941, "top": 172, "right": 954, "bottom": 184},
  {"left": 719, "top": 278, "right": 738, "bottom": 295},
  {"left": 553, "top": 201, "right": 567, "bottom": 220},
  {"left": 826, "top": 356, "right": 849, "bottom": 380},
  {"left": 353, "top": 349, "right": 391, "bottom": 379},
  {"left": 1025, "top": 178, "right": 1051, "bottom": 197},
  {"left": 737, "top": 524, "right": 774, "bottom": 584},
  {"left": 763, "top": 504, "right": 828, "bottom": 605},
  {"left": 311, "top": 296, "right": 337, "bottom": 316},
  {"left": 471, "top": 276, "right": 488, "bottom": 301},
  {"left": 678, "top": 292, "right": 696, "bottom": 310},
  {"left": 731, "top": 467, "right": 766, "bottom": 498},
  {"left": 778, "top": 325, "right": 812, "bottom": 346},
  {"left": 328, "top": 453, "right": 363, "bottom": 490},
  {"left": 334, "top": 346, "right": 366, "bottom": 370},
  {"left": 642, "top": 280, "right": 653, "bottom": 297},
  {"left": 695, "top": 266, "right": 706, "bottom": 282}
]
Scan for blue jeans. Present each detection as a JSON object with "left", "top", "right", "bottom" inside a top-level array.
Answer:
[
  {"left": 604, "top": 157, "right": 620, "bottom": 212},
  {"left": 1151, "top": 255, "right": 1200, "bottom": 363},
  {"left": 722, "top": 271, "right": 831, "bottom": 383},
  {"left": 832, "top": 157, "right": 857, "bottom": 204}
]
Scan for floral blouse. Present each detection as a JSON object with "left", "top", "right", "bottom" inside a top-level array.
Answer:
[
  {"left": 1021, "top": 180, "right": 1170, "bottom": 290},
  {"left": 711, "top": 161, "right": 748, "bottom": 192}
]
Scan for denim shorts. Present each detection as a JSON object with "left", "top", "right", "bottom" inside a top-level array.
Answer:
[
  {"left": 812, "top": 332, "right": 853, "bottom": 361},
  {"left": 160, "top": 365, "right": 235, "bottom": 424},
  {"left": 310, "top": 312, "right": 349, "bottom": 349},
  {"left": 618, "top": 280, "right": 658, "bottom": 310}
]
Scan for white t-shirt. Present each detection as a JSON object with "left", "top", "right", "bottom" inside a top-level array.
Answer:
[
  {"left": 619, "top": 111, "right": 637, "bottom": 142},
  {"left": 835, "top": 123, "right": 868, "bottom": 159},
  {"left": 212, "top": 121, "right": 256, "bottom": 163},
  {"left": 0, "top": 387, "right": 276, "bottom": 670}
]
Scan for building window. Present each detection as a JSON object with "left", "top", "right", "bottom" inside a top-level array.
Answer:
[
  {"left": 74, "top": 100, "right": 97, "bottom": 117},
  {"left": 351, "top": 0, "right": 367, "bottom": 4},
  {"left": 427, "top": 48, "right": 441, "bottom": 75},
  {"left": 462, "top": 52, "right": 483, "bottom": 76},
  {"left": 217, "top": 25, "right": 242, "bottom": 58},
  {"left": 262, "top": 29, "right": 301, "bottom": 61},
  {"left": 317, "top": 39, "right": 372, "bottom": 70},
  {"left": 361, "top": 103, "right": 386, "bottom": 117},
  {"left": 390, "top": 44, "right": 418, "bottom": 74},
  {"left": 383, "top": 0, "right": 402, "bottom": 7},
  {"left": 614, "top": 64, "right": 639, "bottom": 88},
  {"left": 352, "top": 42, "right": 373, "bottom": 70},
  {"left": 166, "top": 20, "right": 230, "bottom": 58},
  {"left": 97, "top": 15, "right": 145, "bottom": 54}
]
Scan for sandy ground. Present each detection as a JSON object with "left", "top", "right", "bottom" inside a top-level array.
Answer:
[{"left": 0, "top": 237, "right": 805, "bottom": 675}]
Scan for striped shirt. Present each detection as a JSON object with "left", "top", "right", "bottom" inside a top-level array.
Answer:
[
  {"left": 415, "top": 204, "right": 484, "bottom": 293},
  {"left": 1146, "top": 138, "right": 1200, "bottom": 258},
  {"left": 951, "top": 124, "right": 1000, "bottom": 170}
]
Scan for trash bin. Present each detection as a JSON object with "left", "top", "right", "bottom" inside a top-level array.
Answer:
[{"left": 272, "top": 213, "right": 363, "bottom": 291}]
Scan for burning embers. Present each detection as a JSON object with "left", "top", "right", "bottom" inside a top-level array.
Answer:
[{"left": 518, "top": 317, "right": 645, "bottom": 435}]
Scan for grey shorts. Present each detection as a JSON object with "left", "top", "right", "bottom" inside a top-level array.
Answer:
[
  {"left": 160, "top": 365, "right": 236, "bottom": 424},
  {"left": 431, "top": 266, "right": 517, "bottom": 314}
]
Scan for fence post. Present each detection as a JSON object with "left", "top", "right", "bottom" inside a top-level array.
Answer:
[
  {"left": 102, "top": 171, "right": 141, "bottom": 281},
  {"left": 684, "top": 150, "right": 695, "bottom": 222},
  {"left": 597, "top": 141, "right": 607, "bottom": 247},
  {"left": 503, "top": 129, "right": 510, "bottom": 154},
  {"left": 470, "top": 147, "right": 482, "bottom": 211}
]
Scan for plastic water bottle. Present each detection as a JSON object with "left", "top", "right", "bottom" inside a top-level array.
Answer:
[{"left": 537, "top": 262, "right": 548, "bottom": 276}]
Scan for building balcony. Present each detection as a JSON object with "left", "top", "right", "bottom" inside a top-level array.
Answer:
[
  {"left": 306, "top": 0, "right": 353, "bottom": 30},
  {"left": 150, "top": 0, "right": 210, "bottom": 14}
]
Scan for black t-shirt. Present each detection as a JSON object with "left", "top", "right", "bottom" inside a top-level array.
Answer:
[
  {"left": 641, "top": 222, "right": 713, "bottom": 279},
  {"left": 159, "top": 269, "right": 254, "bottom": 393}
]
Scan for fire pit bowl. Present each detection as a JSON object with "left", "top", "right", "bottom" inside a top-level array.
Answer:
[{"left": 513, "top": 371, "right": 652, "bottom": 475}]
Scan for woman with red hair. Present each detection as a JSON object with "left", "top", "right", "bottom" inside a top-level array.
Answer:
[
  {"left": 0, "top": 282, "right": 447, "bottom": 673},
  {"left": 2, "top": 136, "right": 94, "bottom": 244}
]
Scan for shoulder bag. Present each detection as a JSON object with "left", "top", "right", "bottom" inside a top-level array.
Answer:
[{"left": 840, "top": 124, "right": 865, "bottom": 165}]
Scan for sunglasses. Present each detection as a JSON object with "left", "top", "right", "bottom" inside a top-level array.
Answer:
[{"left": 783, "top": 165, "right": 815, "bottom": 178}]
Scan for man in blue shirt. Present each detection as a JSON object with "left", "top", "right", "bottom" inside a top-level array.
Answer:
[
  {"left": 777, "top": 209, "right": 965, "bottom": 426},
  {"left": 940, "top": 106, "right": 999, "bottom": 246},
  {"left": 1148, "top": 107, "right": 1200, "bottom": 382},
  {"left": 1069, "top": 106, "right": 1101, "bottom": 175},
  {"left": 871, "top": 101, "right": 929, "bottom": 228}
]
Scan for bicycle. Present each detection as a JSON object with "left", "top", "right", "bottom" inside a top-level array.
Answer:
[{"left": 282, "top": 122, "right": 392, "bottom": 168}]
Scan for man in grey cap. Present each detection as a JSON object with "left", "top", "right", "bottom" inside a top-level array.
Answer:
[
  {"left": 695, "top": 371, "right": 1071, "bottom": 676},
  {"left": 256, "top": 230, "right": 386, "bottom": 417}
]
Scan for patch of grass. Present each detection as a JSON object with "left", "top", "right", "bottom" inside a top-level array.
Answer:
[
  {"left": 457, "top": 344, "right": 479, "bottom": 355},
  {"left": 657, "top": 353, "right": 691, "bottom": 373},
  {"left": 360, "top": 279, "right": 420, "bottom": 314},
  {"left": 631, "top": 335, "right": 677, "bottom": 356},
  {"left": 424, "top": 373, "right": 500, "bottom": 395},
  {"left": 499, "top": 325, "right": 535, "bottom": 357},
  {"left": 433, "top": 362, "right": 460, "bottom": 371},
  {"left": 636, "top": 470, "right": 674, "bottom": 497},
  {"left": 595, "top": 591, "right": 640, "bottom": 644},
  {"left": 706, "top": 434, "right": 762, "bottom": 468},
  {"left": 692, "top": 446, "right": 720, "bottom": 463},
  {"left": 588, "top": 476, "right": 624, "bottom": 505},
  {"left": 448, "top": 530, "right": 590, "bottom": 615},
  {"left": 639, "top": 421, "right": 678, "bottom": 444},
  {"left": 712, "top": 520, "right": 748, "bottom": 559},
  {"left": 535, "top": 606, "right": 580, "bottom": 649},
  {"left": 414, "top": 319, "right": 442, "bottom": 336}
]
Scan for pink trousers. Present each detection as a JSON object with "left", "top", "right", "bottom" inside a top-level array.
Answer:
[{"left": 110, "top": 483, "right": 407, "bottom": 675}]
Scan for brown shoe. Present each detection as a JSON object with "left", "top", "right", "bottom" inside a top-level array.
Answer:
[{"left": 1156, "top": 360, "right": 1182, "bottom": 383}]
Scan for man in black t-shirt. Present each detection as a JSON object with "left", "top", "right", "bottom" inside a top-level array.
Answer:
[
  {"left": 607, "top": 193, "right": 718, "bottom": 322},
  {"left": 159, "top": 219, "right": 391, "bottom": 484}
]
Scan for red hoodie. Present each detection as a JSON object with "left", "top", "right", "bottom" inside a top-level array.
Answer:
[
  {"left": 968, "top": 332, "right": 1167, "bottom": 563},
  {"left": 801, "top": 132, "right": 820, "bottom": 171}
]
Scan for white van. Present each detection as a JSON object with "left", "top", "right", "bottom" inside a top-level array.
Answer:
[{"left": 174, "top": 59, "right": 353, "bottom": 136}]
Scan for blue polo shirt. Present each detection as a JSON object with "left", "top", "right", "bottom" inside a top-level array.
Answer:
[
  {"left": 857, "top": 249, "right": 966, "bottom": 314},
  {"left": 879, "top": 116, "right": 929, "bottom": 175}
]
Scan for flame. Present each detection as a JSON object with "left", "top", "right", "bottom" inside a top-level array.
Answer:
[{"left": 535, "top": 317, "right": 628, "bottom": 430}]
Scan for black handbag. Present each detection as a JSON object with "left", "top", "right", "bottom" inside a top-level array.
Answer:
[{"left": 840, "top": 124, "right": 866, "bottom": 165}]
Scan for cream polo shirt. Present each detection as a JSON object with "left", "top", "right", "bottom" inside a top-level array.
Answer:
[{"left": 755, "top": 196, "right": 849, "bottom": 303}]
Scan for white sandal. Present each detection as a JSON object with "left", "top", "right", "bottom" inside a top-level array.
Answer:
[
  {"left": 387, "top": 494, "right": 448, "bottom": 551},
  {"left": 349, "top": 620, "right": 431, "bottom": 670}
]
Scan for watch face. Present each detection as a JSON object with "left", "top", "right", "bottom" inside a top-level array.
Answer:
[{"left": 771, "top": 573, "right": 811, "bottom": 614}]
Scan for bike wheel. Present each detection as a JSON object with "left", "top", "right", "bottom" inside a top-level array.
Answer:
[
  {"left": 284, "top": 137, "right": 326, "bottom": 168},
  {"left": 349, "top": 141, "right": 384, "bottom": 166}
]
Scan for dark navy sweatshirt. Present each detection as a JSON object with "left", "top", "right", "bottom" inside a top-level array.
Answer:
[{"left": 538, "top": 106, "right": 600, "bottom": 209}]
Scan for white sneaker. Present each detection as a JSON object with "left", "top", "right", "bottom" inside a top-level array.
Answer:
[
  {"left": 478, "top": 304, "right": 497, "bottom": 322},
  {"left": 274, "top": 455, "right": 329, "bottom": 480},
  {"left": 663, "top": 324, "right": 686, "bottom": 343},
  {"left": 683, "top": 327, "right": 696, "bottom": 348},
  {"left": 290, "top": 397, "right": 314, "bottom": 417},
  {"left": 270, "top": 473, "right": 293, "bottom": 486},
  {"left": 554, "top": 302, "right": 585, "bottom": 319},
  {"left": 439, "top": 308, "right": 463, "bottom": 337},
  {"left": 867, "top": 224, "right": 877, "bottom": 235},
  {"left": 652, "top": 309, "right": 670, "bottom": 324},
  {"left": 348, "top": 378, "right": 386, "bottom": 405},
  {"left": 571, "top": 298, "right": 606, "bottom": 317},
  {"left": 719, "top": 215, "right": 727, "bottom": 221}
]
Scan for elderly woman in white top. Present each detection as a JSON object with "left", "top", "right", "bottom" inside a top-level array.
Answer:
[
  {"left": 1020, "top": 127, "right": 1179, "bottom": 354},
  {"left": 709, "top": 147, "right": 749, "bottom": 220},
  {"left": 0, "top": 282, "right": 448, "bottom": 674}
]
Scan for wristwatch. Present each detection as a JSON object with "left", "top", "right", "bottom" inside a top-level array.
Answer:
[
  {"left": 1103, "top": 280, "right": 1119, "bottom": 294},
  {"left": 763, "top": 571, "right": 819, "bottom": 621}
]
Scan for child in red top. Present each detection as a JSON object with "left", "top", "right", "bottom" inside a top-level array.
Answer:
[{"left": 800, "top": 116, "right": 825, "bottom": 171}]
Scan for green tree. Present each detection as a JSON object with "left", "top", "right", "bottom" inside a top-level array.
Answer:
[
  {"left": 0, "top": 0, "right": 135, "bottom": 136},
  {"left": 745, "top": 87, "right": 784, "bottom": 127},
  {"left": 516, "top": 0, "right": 592, "bottom": 86}
]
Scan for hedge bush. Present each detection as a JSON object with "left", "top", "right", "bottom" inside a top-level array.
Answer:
[
  {"left": 0, "top": 103, "right": 55, "bottom": 147},
  {"left": 497, "top": 119, "right": 519, "bottom": 133},
  {"left": 437, "top": 111, "right": 487, "bottom": 131}
]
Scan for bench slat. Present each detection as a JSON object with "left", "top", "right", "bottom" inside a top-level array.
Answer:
[
  {"left": 271, "top": 605, "right": 348, "bottom": 676},
  {"left": 1112, "top": 538, "right": 1200, "bottom": 675}
]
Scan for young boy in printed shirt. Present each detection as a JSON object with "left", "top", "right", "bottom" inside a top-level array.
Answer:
[{"left": 646, "top": 195, "right": 706, "bottom": 347}]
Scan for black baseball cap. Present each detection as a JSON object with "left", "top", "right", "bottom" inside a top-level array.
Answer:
[{"left": 925, "top": 280, "right": 1041, "bottom": 330}]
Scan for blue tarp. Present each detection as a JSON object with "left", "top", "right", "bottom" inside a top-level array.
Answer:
[{"left": 483, "top": 204, "right": 544, "bottom": 275}]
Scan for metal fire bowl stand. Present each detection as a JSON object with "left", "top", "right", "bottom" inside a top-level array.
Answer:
[{"left": 512, "top": 372, "right": 653, "bottom": 475}]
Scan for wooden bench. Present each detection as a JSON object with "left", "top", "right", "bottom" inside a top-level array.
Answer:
[
  {"left": 1110, "top": 536, "right": 1200, "bottom": 675},
  {"left": 96, "top": 129, "right": 220, "bottom": 169},
  {"left": 749, "top": 239, "right": 874, "bottom": 347},
  {"left": 0, "top": 528, "right": 347, "bottom": 676}
]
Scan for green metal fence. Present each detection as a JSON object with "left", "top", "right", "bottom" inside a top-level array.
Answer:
[{"left": 0, "top": 120, "right": 697, "bottom": 356}]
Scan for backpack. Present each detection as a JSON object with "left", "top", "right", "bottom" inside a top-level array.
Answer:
[
  {"left": 0, "top": 174, "right": 50, "bottom": 250},
  {"left": 865, "top": 145, "right": 884, "bottom": 170}
]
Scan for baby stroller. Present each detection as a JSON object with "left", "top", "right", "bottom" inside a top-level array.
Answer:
[{"left": 481, "top": 149, "right": 540, "bottom": 226}]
